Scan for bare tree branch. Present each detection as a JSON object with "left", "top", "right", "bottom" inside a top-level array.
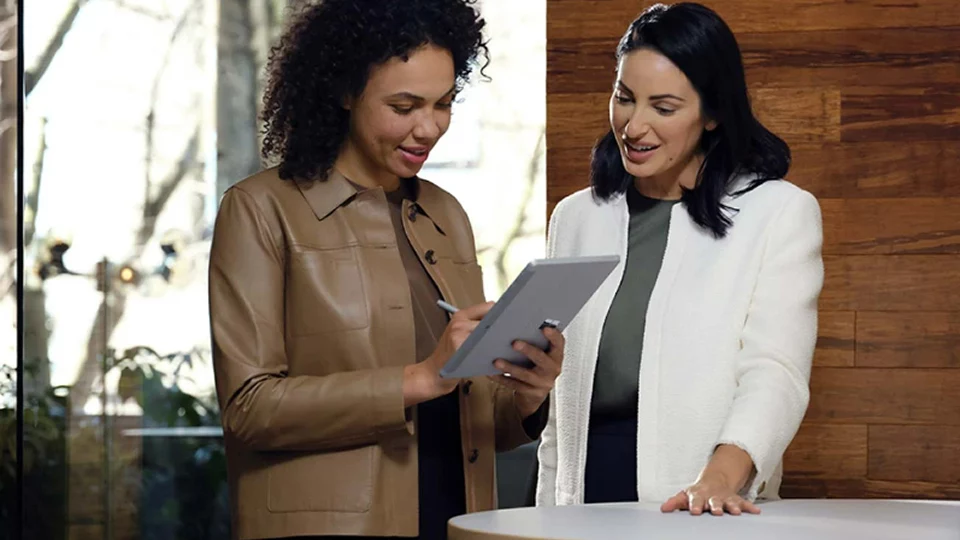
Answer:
[
  {"left": 70, "top": 289, "right": 127, "bottom": 413},
  {"left": 144, "top": 0, "right": 201, "bottom": 188},
  {"left": 0, "top": 7, "right": 16, "bottom": 253},
  {"left": 1, "top": 255, "right": 13, "bottom": 298},
  {"left": 0, "top": 13, "right": 16, "bottom": 43},
  {"left": 250, "top": 0, "right": 272, "bottom": 73},
  {"left": 217, "top": 0, "right": 261, "bottom": 196},
  {"left": 70, "top": 127, "right": 199, "bottom": 411},
  {"left": 25, "top": 0, "right": 81, "bottom": 96},
  {"left": 112, "top": 0, "right": 171, "bottom": 20},
  {"left": 25, "top": 117, "right": 48, "bottom": 248},
  {"left": 136, "top": 127, "right": 200, "bottom": 254},
  {"left": 0, "top": 16, "right": 15, "bottom": 61},
  {"left": 490, "top": 127, "right": 546, "bottom": 290},
  {"left": 70, "top": 0, "right": 200, "bottom": 404},
  {"left": 267, "top": 0, "right": 284, "bottom": 39}
]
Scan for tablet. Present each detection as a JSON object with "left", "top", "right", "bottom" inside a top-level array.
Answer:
[{"left": 439, "top": 255, "right": 620, "bottom": 379}]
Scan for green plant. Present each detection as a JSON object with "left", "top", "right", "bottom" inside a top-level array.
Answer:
[
  {"left": 0, "top": 363, "right": 69, "bottom": 539},
  {"left": 106, "top": 346, "right": 230, "bottom": 539},
  {"left": 107, "top": 346, "right": 220, "bottom": 429}
]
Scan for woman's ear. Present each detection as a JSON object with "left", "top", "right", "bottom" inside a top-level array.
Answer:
[{"left": 705, "top": 118, "right": 718, "bottom": 131}]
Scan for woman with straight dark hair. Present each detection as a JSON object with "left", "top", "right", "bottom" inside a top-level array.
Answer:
[{"left": 536, "top": 2, "right": 823, "bottom": 515}]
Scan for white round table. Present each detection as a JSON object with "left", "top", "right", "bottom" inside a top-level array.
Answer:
[{"left": 448, "top": 499, "right": 960, "bottom": 540}]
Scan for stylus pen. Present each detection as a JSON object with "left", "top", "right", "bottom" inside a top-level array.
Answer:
[{"left": 436, "top": 299, "right": 459, "bottom": 314}]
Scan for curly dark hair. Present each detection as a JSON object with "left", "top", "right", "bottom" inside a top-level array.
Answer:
[{"left": 259, "top": 0, "right": 489, "bottom": 182}]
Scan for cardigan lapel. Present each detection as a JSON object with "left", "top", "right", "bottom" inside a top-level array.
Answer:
[
  {"left": 635, "top": 201, "right": 693, "bottom": 499},
  {"left": 565, "top": 193, "right": 629, "bottom": 501},
  {"left": 559, "top": 190, "right": 697, "bottom": 502}
]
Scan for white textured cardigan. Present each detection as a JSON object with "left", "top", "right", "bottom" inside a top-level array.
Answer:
[{"left": 536, "top": 178, "right": 824, "bottom": 506}]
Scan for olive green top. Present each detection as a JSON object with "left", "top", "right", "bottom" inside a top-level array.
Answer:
[{"left": 590, "top": 184, "right": 680, "bottom": 422}]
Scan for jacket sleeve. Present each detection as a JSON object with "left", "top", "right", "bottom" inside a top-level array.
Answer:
[
  {"left": 715, "top": 189, "right": 824, "bottom": 500},
  {"left": 492, "top": 386, "right": 548, "bottom": 452},
  {"left": 209, "top": 187, "right": 412, "bottom": 452},
  {"left": 535, "top": 197, "right": 568, "bottom": 506}
]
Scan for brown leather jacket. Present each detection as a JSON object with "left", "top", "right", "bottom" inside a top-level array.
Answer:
[{"left": 209, "top": 168, "right": 539, "bottom": 539}]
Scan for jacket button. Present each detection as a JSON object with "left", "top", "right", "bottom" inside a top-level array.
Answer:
[
  {"left": 407, "top": 205, "right": 418, "bottom": 221},
  {"left": 468, "top": 449, "right": 479, "bottom": 463},
  {"left": 425, "top": 250, "right": 437, "bottom": 265},
  {"left": 462, "top": 380, "right": 472, "bottom": 395}
]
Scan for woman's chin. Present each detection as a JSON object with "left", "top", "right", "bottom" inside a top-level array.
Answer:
[
  {"left": 621, "top": 158, "right": 656, "bottom": 179},
  {"left": 389, "top": 158, "right": 425, "bottom": 179}
]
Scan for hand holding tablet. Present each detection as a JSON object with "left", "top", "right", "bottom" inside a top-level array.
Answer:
[{"left": 438, "top": 255, "right": 620, "bottom": 379}]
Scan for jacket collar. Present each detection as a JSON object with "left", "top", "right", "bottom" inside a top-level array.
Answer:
[
  {"left": 297, "top": 168, "right": 439, "bottom": 225},
  {"left": 295, "top": 169, "right": 359, "bottom": 221}
]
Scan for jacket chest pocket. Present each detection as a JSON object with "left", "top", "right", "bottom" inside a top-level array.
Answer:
[
  {"left": 440, "top": 259, "right": 485, "bottom": 307},
  {"left": 287, "top": 247, "right": 369, "bottom": 335}
]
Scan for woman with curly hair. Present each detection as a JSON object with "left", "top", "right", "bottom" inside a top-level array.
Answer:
[{"left": 208, "top": 1, "right": 563, "bottom": 539}]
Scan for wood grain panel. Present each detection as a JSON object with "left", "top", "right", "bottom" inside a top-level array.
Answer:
[
  {"left": 754, "top": 88, "right": 841, "bottom": 144},
  {"left": 820, "top": 198, "right": 960, "bottom": 255},
  {"left": 548, "top": 28, "right": 960, "bottom": 94},
  {"left": 783, "top": 424, "right": 866, "bottom": 477},
  {"left": 548, "top": 0, "right": 960, "bottom": 40},
  {"left": 841, "top": 86, "right": 960, "bottom": 142},
  {"left": 815, "top": 311, "right": 855, "bottom": 367},
  {"left": 821, "top": 255, "right": 960, "bottom": 311},
  {"left": 547, "top": 39, "right": 615, "bottom": 95},
  {"left": 789, "top": 142, "right": 960, "bottom": 199},
  {"left": 548, "top": 88, "right": 840, "bottom": 150},
  {"left": 547, "top": 93, "right": 609, "bottom": 150},
  {"left": 805, "top": 368, "right": 960, "bottom": 425},
  {"left": 546, "top": 147, "right": 590, "bottom": 206},
  {"left": 550, "top": 0, "right": 960, "bottom": 503},
  {"left": 780, "top": 477, "right": 960, "bottom": 500},
  {"left": 857, "top": 312, "right": 960, "bottom": 368},
  {"left": 869, "top": 425, "right": 960, "bottom": 483},
  {"left": 741, "top": 28, "right": 960, "bottom": 88}
]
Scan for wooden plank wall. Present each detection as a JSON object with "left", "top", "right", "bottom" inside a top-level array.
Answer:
[{"left": 546, "top": 0, "right": 960, "bottom": 499}]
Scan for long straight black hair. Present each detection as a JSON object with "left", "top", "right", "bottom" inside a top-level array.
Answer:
[{"left": 591, "top": 2, "right": 790, "bottom": 238}]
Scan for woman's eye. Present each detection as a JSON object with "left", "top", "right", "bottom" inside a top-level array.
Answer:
[
  {"left": 614, "top": 94, "right": 632, "bottom": 104},
  {"left": 391, "top": 105, "right": 414, "bottom": 115},
  {"left": 437, "top": 101, "right": 453, "bottom": 110},
  {"left": 655, "top": 106, "right": 675, "bottom": 115}
]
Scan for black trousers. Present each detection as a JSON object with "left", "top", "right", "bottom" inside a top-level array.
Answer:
[{"left": 583, "top": 416, "right": 639, "bottom": 504}]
